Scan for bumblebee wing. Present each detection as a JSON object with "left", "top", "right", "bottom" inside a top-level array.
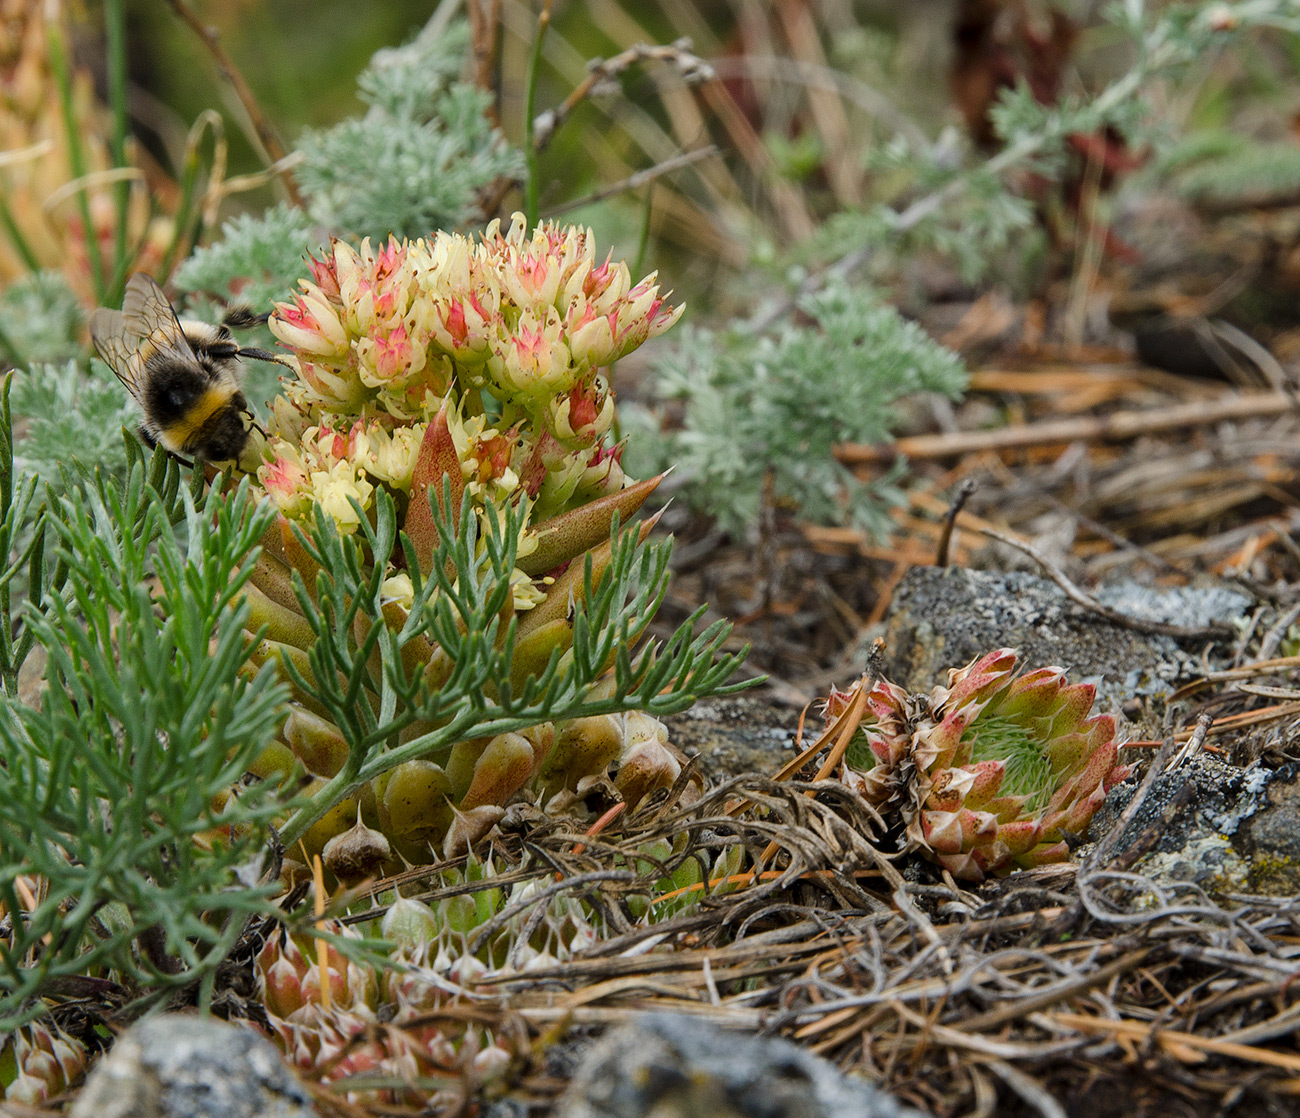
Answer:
[
  {"left": 91, "top": 274, "right": 202, "bottom": 403},
  {"left": 88, "top": 306, "right": 148, "bottom": 405},
  {"left": 120, "top": 273, "right": 178, "bottom": 336}
]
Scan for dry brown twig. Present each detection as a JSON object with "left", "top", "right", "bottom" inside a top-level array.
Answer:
[
  {"left": 162, "top": 0, "right": 303, "bottom": 207},
  {"left": 838, "top": 389, "right": 1300, "bottom": 464},
  {"left": 533, "top": 40, "right": 716, "bottom": 151},
  {"left": 936, "top": 478, "right": 977, "bottom": 567},
  {"left": 466, "top": 0, "right": 504, "bottom": 124},
  {"left": 543, "top": 146, "right": 719, "bottom": 216}
]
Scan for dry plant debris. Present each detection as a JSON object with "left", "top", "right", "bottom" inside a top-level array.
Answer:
[
  {"left": 626, "top": 330, "right": 1300, "bottom": 1116},
  {"left": 651, "top": 342, "right": 1300, "bottom": 703},
  {"left": 271, "top": 761, "right": 1300, "bottom": 1118}
]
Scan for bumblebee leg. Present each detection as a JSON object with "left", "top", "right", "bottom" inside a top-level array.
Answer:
[
  {"left": 221, "top": 306, "right": 270, "bottom": 330},
  {"left": 243, "top": 409, "right": 268, "bottom": 439}
]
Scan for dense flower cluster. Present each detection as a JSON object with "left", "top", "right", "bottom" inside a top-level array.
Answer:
[
  {"left": 261, "top": 214, "right": 680, "bottom": 529},
  {"left": 829, "top": 649, "right": 1131, "bottom": 882}
]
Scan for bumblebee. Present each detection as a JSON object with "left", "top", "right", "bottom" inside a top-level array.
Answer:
[{"left": 90, "top": 273, "right": 285, "bottom": 464}]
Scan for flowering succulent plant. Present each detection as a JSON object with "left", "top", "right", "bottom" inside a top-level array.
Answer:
[
  {"left": 236, "top": 214, "right": 715, "bottom": 874},
  {"left": 829, "top": 649, "right": 1131, "bottom": 882}
]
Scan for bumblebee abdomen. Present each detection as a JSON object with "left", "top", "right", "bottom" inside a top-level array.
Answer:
[{"left": 189, "top": 397, "right": 253, "bottom": 462}]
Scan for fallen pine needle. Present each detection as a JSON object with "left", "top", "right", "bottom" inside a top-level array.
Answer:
[{"left": 1049, "top": 1012, "right": 1300, "bottom": 1072}]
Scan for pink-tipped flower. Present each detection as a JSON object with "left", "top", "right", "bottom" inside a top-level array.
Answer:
[
  {"left": 487, "top": 213, "right": 593, "bottom": 311},
  {"left": 422, "top": 290, "right": 497, "bottom": 367},
  {"left": 260, "top": 451, "right": 311, "bottom": 519},
  {"left": 571, "top": 441, "right": 627, "bottom": 503},
  {"left": 355, "top": 320, "right": 420, "bottom": 387},
  {"left": 487, "top": 308, "right": 574, "bottom": 399},
  {"left": 271, "top": 289, "right": 350, "bottom": 358},
  {"left": 550, "top": 378, "right": 615, "bottom": 444}
]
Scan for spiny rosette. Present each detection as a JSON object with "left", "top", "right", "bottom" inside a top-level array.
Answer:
[
  {"left": 0, "top": 1021, "right": 88, "bottom": 1105},
  {"left": 829, "top": 649, "right": 1131, "bottom": 882},
  {"left": 254, "top": 920, "right": 511, "bottom": 1105}
]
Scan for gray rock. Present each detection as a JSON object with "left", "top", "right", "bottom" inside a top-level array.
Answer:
[
  {"left": 69, "top": 1013, "right": 316, "bottom": 1118},
  {"left": 1239, "top": 762, "right": 1300, "bottom": 892},
  {"left": 663, "top": 695, "right": 800, "bottom": 782},
  {"left": 556, "top": 1013, "right": 929, "bottom": 1118},
  {"left": 880, "top": 566, "right": 1248, "bottom": 715},
  {"left": 1089, "top": 754, "right": 1300, "bottom": 895}
]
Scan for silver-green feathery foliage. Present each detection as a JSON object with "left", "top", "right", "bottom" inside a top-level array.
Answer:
[
  {"left": 1162, "top": 132, "right": 1300, "bottom": 208},
  {"left": 2, "top": 362, "right": 141, "bottom": 621},
  {"left": 625, "top": 282, "right": 966, "bottom": 536},
  {"left": 0, "top": 376, "right": 64, "bottom": 698},
  {"left": 277, "top": 483, "right": 751, "bottom": 848},
  {"left": 808, "top": 1, "right": 1300, "bottom": 286},
  {"left": 13, "top": 361, "right": 136, "bottom": 479},
  {"left": 173, "top": 203, "right": 319, "bottom": 317},
  {"left": 170, "top": 20, "right": 520, "bottom": 310},
  {"left": 295, "top": 20, "right": 522, "bottom": 242},
  {"left": 0, "top": 449, "right": 288, "bottom": 1028},
  {"left": 0, "top": 273, "right": 83, "bottom": 369}
]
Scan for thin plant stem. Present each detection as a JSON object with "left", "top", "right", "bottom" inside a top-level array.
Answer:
[
  {"left": 104, "top": 0, "right": 131, "bottom": 293},
  {"left": 159, "top": 113, "right": 224, "bottom": 280},
  {"left": 633, "top": 183, "right": 654, "bottom": 281},
  {"left": 523, "top": 0, "right": 553, "bottom": 228},
  {"left": 162, "top": 0, "right": 303, "bottom": 207},
  {"left": 46, "top": 18, "right": 105, "bottom": 299},
  {"left": 0, "top": 197, "right": 42, "bottom": 274}
]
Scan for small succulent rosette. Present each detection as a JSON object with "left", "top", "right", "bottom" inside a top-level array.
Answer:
[
  {"left": 829, "top": 649, "right": 1131, "bottom": 882},
  {"left": 255, "top": 919, "right": 511, "bottom": 1106},
  {"left": 0, "top": 1020, "right": 88, "bottom": 1105}
]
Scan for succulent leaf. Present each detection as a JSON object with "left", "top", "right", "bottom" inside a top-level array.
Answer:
[{"left": 517, "top": 471, "right": 664, "bottom": 576}]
